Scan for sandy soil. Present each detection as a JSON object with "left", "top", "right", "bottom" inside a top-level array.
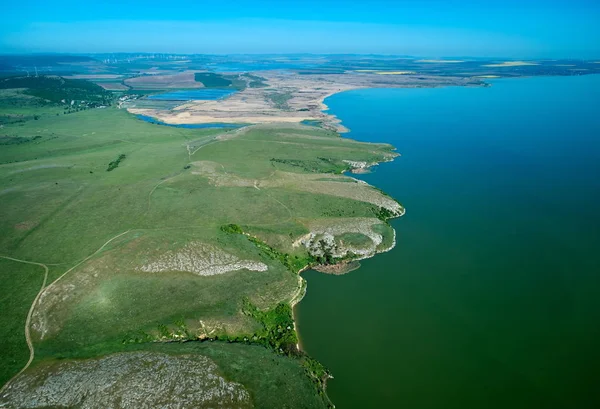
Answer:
[
  {"left": 128, "top": 71, "right": 480, "bottom": 132},
  {"left": 98, "top": 82, "right": 129, "bottom": 90},
  {"left": 124, "top": 71, "right": 204, "bottom": 89}
]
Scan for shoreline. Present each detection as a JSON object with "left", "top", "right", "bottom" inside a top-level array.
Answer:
[
  {"left": 291, "top": 210, "right": 403, "bottom": 403},
  {"left": 289, "top": 91, "right": 405, "bottom": 404},
  {"left": 127, "top": 79, "right": 486, "bottom": 134},
  {"left": 316, "top": 88, "right": 363, "bottom": 133},
  {"left": 292, "top": 205, "right": 405, "bottom": 352}
]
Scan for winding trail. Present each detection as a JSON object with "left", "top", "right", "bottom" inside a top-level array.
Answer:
[
  {"left": 45, "top": 230, "right": 132, "bottom": 291},
  {"left": 249, "top": 172, "right": 295, "bottom": 227},
  {"left": 147, "top": 174, "right": 182, "bottom": 213},
  {"left": 0, "top": 256, "right": 48, "bottom": 396},
  {"left": 0, "top": 230, "right": 132, "bottom": 395}
]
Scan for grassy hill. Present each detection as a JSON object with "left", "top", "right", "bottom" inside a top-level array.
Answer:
[
  {"left": 0, "top": 76, "right": 114, "bottom": 125},
  {"left": 0, "top": 105, "right": 401, "bottom": 408},
  {"left": 0, "top": 75, "right": 112, "bottom": 104}
]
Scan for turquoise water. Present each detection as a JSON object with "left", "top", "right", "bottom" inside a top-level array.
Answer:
[
  {"left": 147, "top": 89, "right": 237, "bottom": 100},
  {"left": 295, "top": 76, "right": 600, "bottom": 408}
]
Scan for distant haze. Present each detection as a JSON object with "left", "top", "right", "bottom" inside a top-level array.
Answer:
[{"left": 1, "top": 0, "right": 599, "bottom": 58}]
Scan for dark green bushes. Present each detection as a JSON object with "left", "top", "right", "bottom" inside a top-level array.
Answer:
[
  {"left": 220, "top": 223, "right": 244, "bottom": 234},
  {"left": 0, "top": 75, "right": 112, "bottom": 104},
  {"left": 106, "top": 154, "right": 126, "bottom": 171},
  {"left": 220, "top": 224, "right": 309, "bottom": 272},
  {"left": 270, "top": 157, "right": 345, "bottom": 173},
  {"left": 194, "top": 72, "right": 232, "bottom": 87},
  {"left": 0, "top": 135, "right": 42, "bottom": 145},
  {"left": 373, "top": 206, "right": 395, "bottom": 221},
  {"left": 242, "top": 299, "right": 298, "bottom": 354}
]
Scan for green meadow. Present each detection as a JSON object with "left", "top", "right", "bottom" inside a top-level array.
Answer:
[{"left": 0, "top": 80, "right": 400, "bottom": 407}]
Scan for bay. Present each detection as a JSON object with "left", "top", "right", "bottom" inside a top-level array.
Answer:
[{"left": 296, "top": 75, "right": 600, "bottom": 409}]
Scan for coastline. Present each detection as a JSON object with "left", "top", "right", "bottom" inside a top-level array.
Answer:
[
  {"left": 289, "top": 89, "right": 405, "bottom": 404},
  {"left": 286, "top": 89, "right": 406, "bottom": 408},
  {"left": 292, "top": 210, "right": 402, "bottom": 346},
  {"left": 280, "top": 75, "right": 600, "bottom": 409},
  {"left": 316, "top": 88, "right": 362, "bottom": 133},
  {"left": 139, "top": 85, "right": 405, "bottom": 403},
  {"left": 128, "top": 79, "right": 486, "bottom": 134}
]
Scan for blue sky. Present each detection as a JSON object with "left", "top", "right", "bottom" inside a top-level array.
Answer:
[{"left": 1, "top": 0, "right": 599, "bottom": 58}]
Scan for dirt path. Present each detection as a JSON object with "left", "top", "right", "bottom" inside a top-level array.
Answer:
[
  {"left": 1, "top": 231, "right": 133, "bottom": 394},
  {"left": 0, "top": 256, "right": 48, "bottom": 395},
  {"left": 45, "top": 230, "right": 132, "bottom": 292},
  {"left": 147, "top": 174, "right": 183, "bottom": 212}
]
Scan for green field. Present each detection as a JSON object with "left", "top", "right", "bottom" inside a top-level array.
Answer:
[
  {"left": 0, "top": 79, "right": 401, "bottom": 407},
  {"left": 194, "top": 72, "right": 248, "bottom": 90},
  {"left": 0, "top": 258, "right": 47, "bottom": 386}
]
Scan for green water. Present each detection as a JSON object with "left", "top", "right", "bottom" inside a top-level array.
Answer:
[{"left": 295, "top": 76, "right": 600, "bottom": 409}]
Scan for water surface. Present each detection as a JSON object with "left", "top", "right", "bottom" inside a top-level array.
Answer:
[{"left": 296, "top": 76, "right": 600, "bottom": 409}]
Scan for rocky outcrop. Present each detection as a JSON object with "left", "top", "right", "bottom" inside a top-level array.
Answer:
[{"left": 0, "top": 352, "right": 252, "bottom": 409}]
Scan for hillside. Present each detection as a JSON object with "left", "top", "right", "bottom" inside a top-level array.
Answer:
[{"left": 0, "top": 104, "right": 401, "bottom": 408}]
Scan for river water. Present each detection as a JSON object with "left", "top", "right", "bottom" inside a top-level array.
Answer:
[{"left": 295, "top": 75, "right": 600, "bottom": 409}]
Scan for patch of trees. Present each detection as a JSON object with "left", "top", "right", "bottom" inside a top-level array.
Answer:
[
  {"left": 0, "top": 135, "right": 42, "bottom": 145},
  {"left": 220, "top": 224, "right": 309, "bottom": 272},
  {"left": 194, "top": 72, "right": 233, "bottom": 87},
  {"left": 247, "top": 235, "right": 309, "bottom": 272},
  {"left": 106, "top": 154, "right": 126, "bottom": 171},
  {"left": 194, "top": 72, "right": 249, "bottom": 90},
  {"left": 241, "top": 299, "right": 298, "bottom": 355},
  {"left": 270, "top": 157, "right": 344, "bottom": 173},
  {"left": 373, "top": 206, "right": 395, "bottom": 221},
  {"left": 301, "top": 356, "right": 332, "bottom": 406},
  {"left": 309, "top": 239, "right": 336, "bottom": 265},
  {"left": 220, "top": 223, "right": 244, "bottom": 234},
  {"left": 0, "top": 75, "right": 113, "bottom": 105}
]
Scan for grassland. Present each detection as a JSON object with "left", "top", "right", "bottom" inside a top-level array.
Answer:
[
  {"left": 2, "top": 343, "right": 330, "bottom": 409},
  {"left": 0, "top": 258, "right": 47, "bottom": 386},
  {"left": 0, "top": 92, "right": 401, "bottom": 407}
]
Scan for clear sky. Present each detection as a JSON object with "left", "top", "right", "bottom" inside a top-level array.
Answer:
[{"left": 1, "top": 0, "right": 599, "bottom": 58}]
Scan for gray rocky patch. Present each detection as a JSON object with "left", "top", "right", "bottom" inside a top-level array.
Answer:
[
  {"left": 139, "top": 242, "right": 268, "bottom": 276},
  {"left": 0, "top": 351, "right": 252, "bottom": 409}
]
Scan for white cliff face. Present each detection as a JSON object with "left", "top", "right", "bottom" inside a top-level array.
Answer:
[
  {"left": 342, "top": 159, "right": 370, "bottom": 169},
  {"left": 299, "top": 218, "right": 392, "bottom": 260}
]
